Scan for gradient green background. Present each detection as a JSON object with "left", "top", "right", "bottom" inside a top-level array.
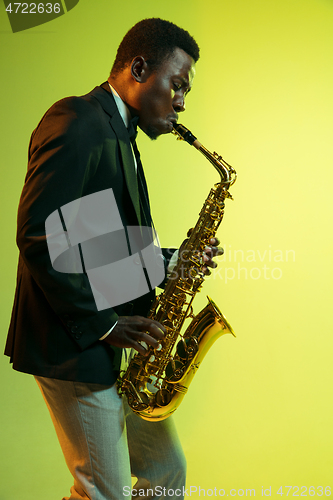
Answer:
[{"left": 1, "top": 1, "right": 333, "bottom": 498}]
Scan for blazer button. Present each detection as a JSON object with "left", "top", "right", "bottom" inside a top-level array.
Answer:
[
  {"left": 71, "top": 325, "right": 78, "bottom": 333},
  {"left": 75, "top": 332, "right": 82, "bottom": 339}
]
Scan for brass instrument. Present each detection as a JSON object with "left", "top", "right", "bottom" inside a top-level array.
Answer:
[{"left": 117, "top": 123, "right": 237, "bottom": 421}]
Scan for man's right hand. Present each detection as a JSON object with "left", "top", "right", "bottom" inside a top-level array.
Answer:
[{"left": 103, "top": 316, "right": 165, "bottom": 355}]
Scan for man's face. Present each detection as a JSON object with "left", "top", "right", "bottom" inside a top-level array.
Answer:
[{"left": 135, "top": 48, "right": 196, "bottom": 140}]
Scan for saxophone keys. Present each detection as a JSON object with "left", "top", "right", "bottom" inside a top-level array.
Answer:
[
  {"left": 189, "top": 267, "right": 198, "bottom": 278},
  {"left": 167, "top": 308, "right": 178, "bottom": 320},
  {"left": 185, "top": 305, "right": 194, "bottom": 319},
  {"left": 165, "top": 359, "right": 185, "bottom": 383},
  {"left": 163, "top": 320, "right": 173, "bottom": 330},
  {"left": 176, "top": 337, "right": 198, "bottom": 360},
  {"left": 186, "top": 337, "right": 199, "bottom": 357},
  {"left": 130, "top": 393, "right": 149, "bottom": 411},
  {"left": 155, "top": 389, "right": 172, "bottom": 407},
  {"left": 176, "top": 338, "right": 187, "bottom": 360},
  {"left": 175, "top": 292, "right": 186, "bottom": 306},
  {"left": 146, "top": 364, "right": 159, "bottom": 375}
]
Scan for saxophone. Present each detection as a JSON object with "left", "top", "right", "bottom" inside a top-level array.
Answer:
[{"left": 117, "top": 124, "right": 237, "bottom": 421}]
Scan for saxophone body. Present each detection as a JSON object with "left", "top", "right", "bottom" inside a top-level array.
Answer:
[{"left": 117, "top": 124, "right": 237, "bottom": 421}]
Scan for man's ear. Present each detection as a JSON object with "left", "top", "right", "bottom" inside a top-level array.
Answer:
[{"left": 131, "top": 56, "right": 150, "bottom": 83}]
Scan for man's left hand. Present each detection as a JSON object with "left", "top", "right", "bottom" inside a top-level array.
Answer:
[{"left": 202, "top": 237, "right": 224, "bottom": 275}]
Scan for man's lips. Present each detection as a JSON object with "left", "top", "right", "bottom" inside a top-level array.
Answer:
[
  {"left": 168, "top": 114, "right": 178, "bottom": 124},
  {"left": 167, "top": 116, "right": 178, "bottom": 131},
  {"left": 167, "top": 121, "right": 174, "bottom": 131}
]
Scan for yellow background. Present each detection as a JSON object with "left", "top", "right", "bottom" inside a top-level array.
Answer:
[{"left": 1, "top": 0, "right": 332, "bottom": 498}]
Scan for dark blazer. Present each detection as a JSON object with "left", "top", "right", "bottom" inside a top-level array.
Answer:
[{"left": 5, "top": 83, "right": 171, "bottom": 385}]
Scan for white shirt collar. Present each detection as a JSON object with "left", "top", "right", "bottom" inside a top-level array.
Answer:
[
  {"left": 108, "top": 83, "right": 131, "bottom": 129},
  {"left": 108, "top": 82, "right": 137, "bottom": 173}
]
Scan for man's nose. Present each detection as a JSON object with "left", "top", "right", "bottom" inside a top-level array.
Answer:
[{"left": 173, "top": 95, "right": 185, "bottom": 113}]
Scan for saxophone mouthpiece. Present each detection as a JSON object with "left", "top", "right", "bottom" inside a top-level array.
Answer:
[{"left": 172, "top": 123, "right": 202, "bottom": 149}]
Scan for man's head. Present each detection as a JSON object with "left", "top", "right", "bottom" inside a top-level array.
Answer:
[{"left": 109, "top": 18, "right": 199, "bottom": 139}]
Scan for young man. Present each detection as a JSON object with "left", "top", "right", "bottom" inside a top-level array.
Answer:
[{"left": 5, "top": 18, "right": 220, "bottom": 500}]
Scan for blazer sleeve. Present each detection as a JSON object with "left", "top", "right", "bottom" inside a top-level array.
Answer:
[{"left": 16, "top": 96, "right": 119, "bottom": 351}]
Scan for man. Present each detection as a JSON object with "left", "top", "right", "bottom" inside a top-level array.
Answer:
[{"left": 5, "top": 18, "right": 220, "bottom": 500}]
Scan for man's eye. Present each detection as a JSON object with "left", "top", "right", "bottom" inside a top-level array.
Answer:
[{"left": 173, "top": 83, "right": 182, "bottom": 91}]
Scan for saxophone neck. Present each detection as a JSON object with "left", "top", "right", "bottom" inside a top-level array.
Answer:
[
  {"left": 172, "top": 123, "right": 237, "bottom": 187},
  {"left": 197, "top": 144, "right": 237, "bottom": 187}
]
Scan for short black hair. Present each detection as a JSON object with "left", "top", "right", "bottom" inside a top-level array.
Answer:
[{"left": 111, "top": 18, "right": 199, "bottom": 75}]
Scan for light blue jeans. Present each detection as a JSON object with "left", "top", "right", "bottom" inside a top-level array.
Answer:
[{"left": 35, "top": 377, "right": 186, "bottom": 500}]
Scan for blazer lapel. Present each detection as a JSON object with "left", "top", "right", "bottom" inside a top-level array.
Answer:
[{"left": 88, "top": 83, "right": 141, "bottom": 226}]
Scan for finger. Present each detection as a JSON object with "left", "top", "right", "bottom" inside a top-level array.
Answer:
[
  {"left": 202, "top": 250, "right": 217, "bottom": 265},
  {"left": 147, "top": 322, "right": 166, "bottom": 339},
  {"left": 205, "top": 258, "right": 217, "bottom": 269},
  {"left": 209, "top": 237, "right": 220, "bottom": 246},
  {"left": 133, "top": 332, "right": 162, "bottom": 354},
  {"left": 202, "top": 252, "right": 217, "bottom": 270},
  {"left": 133, "top": 340, "right": 150, "bottom": 356},
  {"left": 204, "top": 246, "right": 224, "bottom": 258},
  {"left": 202, "top": 265, "right": 212, "bottom": 276},
  {"left": 136, "top": 317, "right": 166, "bottom": 338},
  {"left": 119, "top": 331, "right": 158, "bottom": 355},
  {"left": 204, "top": 245, "right": 224, "bottom": 254}
]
